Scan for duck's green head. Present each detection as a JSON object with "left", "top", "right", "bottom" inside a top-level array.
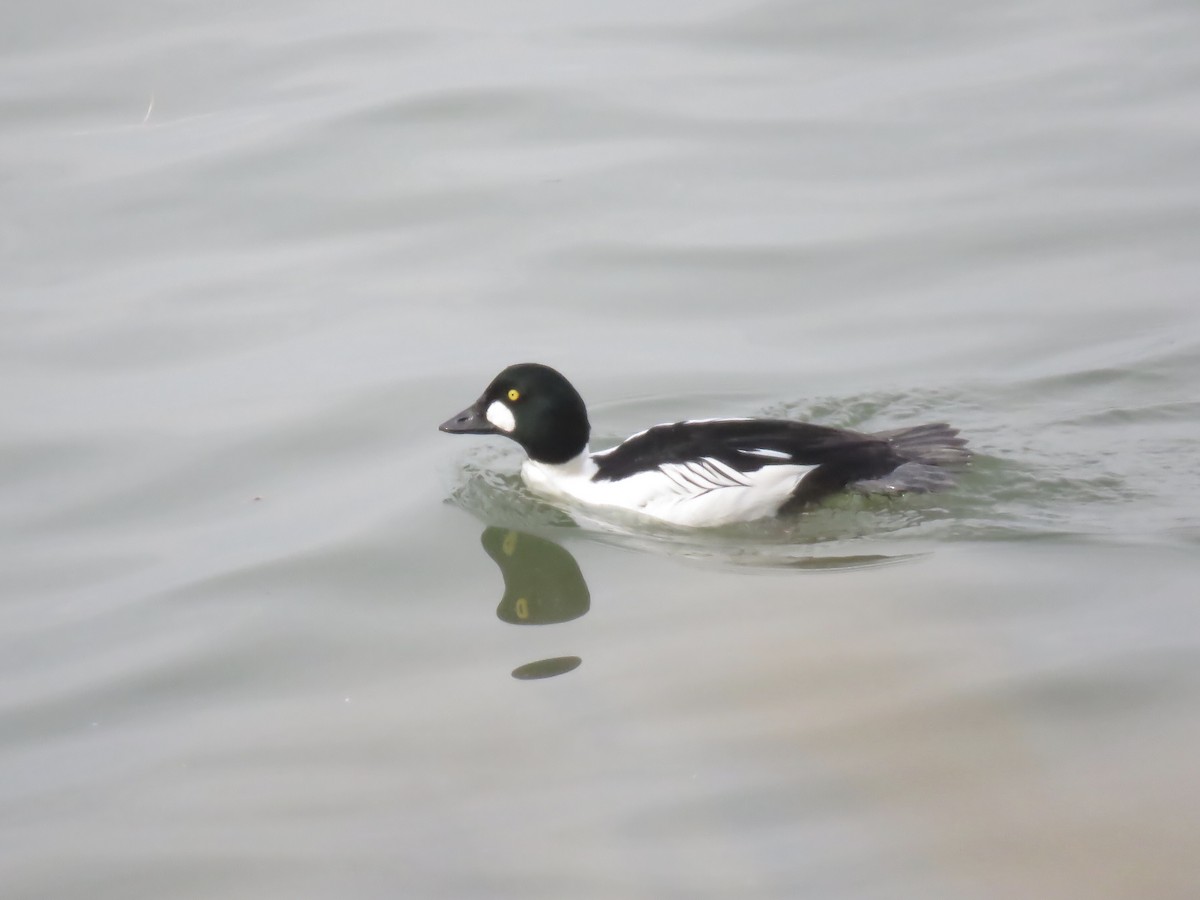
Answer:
[{"left": 439, "top": 363, "right": 590, "bottom": 464}]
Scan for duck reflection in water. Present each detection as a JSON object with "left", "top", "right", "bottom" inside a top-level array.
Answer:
[{"left": 480, "top": 527, "right": 589, "bottom": 680}]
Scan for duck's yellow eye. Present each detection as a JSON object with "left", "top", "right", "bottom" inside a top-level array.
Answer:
[{"left": 507, "top": 388, "right": 520, "bottom": 402}]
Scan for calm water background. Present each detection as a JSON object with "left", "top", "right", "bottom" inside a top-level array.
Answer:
[{"left": 3, "top": 1, "right": 1200, "bottom": 897}]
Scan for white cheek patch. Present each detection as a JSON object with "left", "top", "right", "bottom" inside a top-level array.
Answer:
[{"left": 486, "top": 400, "right": 516, "bottom": 433}]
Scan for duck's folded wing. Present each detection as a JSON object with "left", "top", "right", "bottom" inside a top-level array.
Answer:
[{"left": 592, "top": 419, "right": 895, "bottom": 482}]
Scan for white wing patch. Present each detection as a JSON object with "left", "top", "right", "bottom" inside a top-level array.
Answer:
[
  {"left": 658, "top": 457, "right": 752, "bottom": 495},
  {"left": 738, "top": 447, "right": 793, "bottom": 461},
  {"left": 631, "top": 461, "right": 814, "bottom": 526}
]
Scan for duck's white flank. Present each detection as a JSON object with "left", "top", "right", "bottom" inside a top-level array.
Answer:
[{"left": 522, "top": 446, "right": 815, "bottom": 528}]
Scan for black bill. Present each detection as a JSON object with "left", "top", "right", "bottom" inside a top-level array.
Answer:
[{"left": 439, "top": 401, "right": 495, "bottom": 434}]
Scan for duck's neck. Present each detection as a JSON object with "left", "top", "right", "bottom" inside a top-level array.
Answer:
[{"left": 527, "top": 446, "right": 596, "bottom": 480}]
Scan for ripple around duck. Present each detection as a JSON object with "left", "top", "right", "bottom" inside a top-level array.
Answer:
[{"left": 442, "top": 359, "right": 1200, "bottom": 568}]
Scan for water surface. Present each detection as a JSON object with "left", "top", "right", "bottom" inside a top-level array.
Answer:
[{"left": 3, "top": 1, "right": 1200, "bottom": 897}]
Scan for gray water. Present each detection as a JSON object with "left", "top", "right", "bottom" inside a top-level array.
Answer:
[{"left": 4, "top": 1, "right": 1200, "bottom": 897}]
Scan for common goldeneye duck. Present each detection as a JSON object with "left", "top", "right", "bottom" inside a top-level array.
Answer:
[{"left": 439, "top": 363, "right": 970, "bottom": 528}]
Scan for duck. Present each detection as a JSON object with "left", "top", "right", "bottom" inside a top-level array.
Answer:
[{"left": 439, "top": 363, "right": 970, "bottom": 528}]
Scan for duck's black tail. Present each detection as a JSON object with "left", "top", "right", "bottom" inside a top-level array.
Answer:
[{"left": 853, "top": 423, "right": 972, "bottom": 495}]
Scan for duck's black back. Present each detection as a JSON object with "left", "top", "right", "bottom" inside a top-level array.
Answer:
[{"left": 592, "top": 419, "right": 899, "bottom": 483}]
